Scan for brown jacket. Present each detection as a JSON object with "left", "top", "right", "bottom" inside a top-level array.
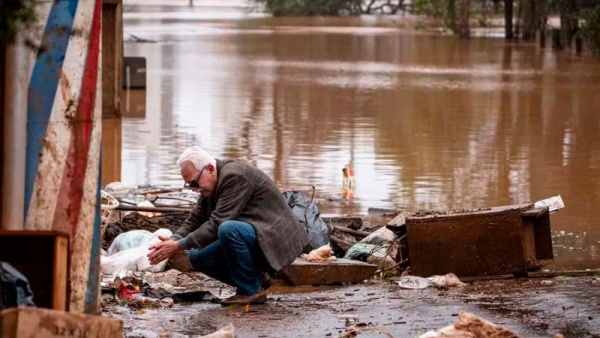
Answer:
[{"left": 174, "top": 159, "right": 309, "bottom": 271}]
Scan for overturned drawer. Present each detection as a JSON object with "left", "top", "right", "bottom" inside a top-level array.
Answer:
[{"left": 405, "top": 205, "right": 553, "bottom": 277}]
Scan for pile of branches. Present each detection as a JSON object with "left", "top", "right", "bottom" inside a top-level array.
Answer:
[{"left": 102, "top": 212, "right": 188, "bottom": 250}]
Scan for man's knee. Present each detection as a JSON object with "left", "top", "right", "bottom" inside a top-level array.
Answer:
[{"left": 217, "top": 220, "right": 239, "bottom": 240}]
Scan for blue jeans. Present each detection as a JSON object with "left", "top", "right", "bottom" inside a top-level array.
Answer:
[{"left": 188, "top": 220, "right": 266, "bottom": 296}]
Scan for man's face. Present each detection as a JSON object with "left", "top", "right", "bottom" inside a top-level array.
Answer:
[{"left": 181, "top": 161, "right": 217, "bottom": 197}]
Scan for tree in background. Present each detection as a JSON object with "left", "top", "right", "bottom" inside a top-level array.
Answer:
[
  {"left": 504, "top": 0, "right": 514, "bottom": 39},
  {"left": 457, "top": 0, "right": 471, "bottom": 38},
  {"left": 558, "top": 0, "right": 579, "bottom": 49},
  {"left": 580, "top": 5, "right": 600, "bottom": 55},
  {"left": 518, "top": 0, "right": 547, "bottom": 40},
  {"left": 0, "top": 0, "right": 36, "bottom": 43},
  {"left": 253, "top": 0, "right": 363, "bottom": 16}
]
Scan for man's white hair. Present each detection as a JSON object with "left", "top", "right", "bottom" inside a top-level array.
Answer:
[{"left": 177, "top": 146, "right": 216, "bottom": 170}]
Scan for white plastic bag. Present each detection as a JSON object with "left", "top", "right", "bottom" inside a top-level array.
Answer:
[
  {"left": 343, "top": 227, "right": 398, "bottom": 270},
  {"left": 101, "top": 228, "right": 173, "bottom": 277},
  {"left": 108, "top": 229, "right": 154, "bottom": 255}
]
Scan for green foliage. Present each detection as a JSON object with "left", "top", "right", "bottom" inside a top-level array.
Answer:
[
  {"left": 412, "top": 0, "right": 446, "bottom": 17},
  {"left": 413, "top": 21, "right": 426, "bottom": 30},
  {"left": 0, "top": 0, "right": 36, "bottom": 42},
  {"left": 580, "top": 5, "right": 600, "bottom": 55},
  {"left": 253, "top": 0, "right": 363, "bottom": 16}
]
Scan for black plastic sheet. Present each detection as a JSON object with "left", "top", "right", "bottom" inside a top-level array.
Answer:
[
  {"left": 282, "top": 190, "right": 330, "bottom": 250},
  {"left": 0, "top": 262, "right": 36, "bottom": 309}
]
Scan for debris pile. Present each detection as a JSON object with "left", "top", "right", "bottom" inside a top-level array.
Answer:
[{"left": 418, "top": 311, "right": 520, "bottom": 338}]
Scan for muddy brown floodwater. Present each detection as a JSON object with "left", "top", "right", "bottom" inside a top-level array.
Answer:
[
  {"left": 106, "top": 2, "right": 600, "bottom": 336},
  {"left": 117, "top": 2, "right": 600, "bottom": 271}
]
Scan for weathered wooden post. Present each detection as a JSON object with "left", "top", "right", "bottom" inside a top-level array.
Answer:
[
  {"left": 101, "top": 0, "right": 123, "bottom": 186},
  {"left": 2, "top": 34, "right": 29, "bottom": 232},
  {"left": 17, "top": 0, "right": 104, "bottom": 314},
  {"left": 0, "top": 39, "right": 4, "bottom": 226}
]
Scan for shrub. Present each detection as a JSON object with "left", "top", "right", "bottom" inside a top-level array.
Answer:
[
  {"left": 580, "top": 5, "right": 600, "bottom": 55},
  {"left": 412, "top": 0, "right": 446, "bottom": 17},
  {"left": 253, "top": 0, "right": 363, "bottom": 16}
]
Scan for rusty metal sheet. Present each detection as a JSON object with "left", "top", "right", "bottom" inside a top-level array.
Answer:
[
  {"left": 406, "top": 208, "right": 528, "bottom": 277},
  {"left": 282, "top": 258, "right": 377, "bottom": 286}
]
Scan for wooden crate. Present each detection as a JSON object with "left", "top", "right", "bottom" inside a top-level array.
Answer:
[
  {"left": 0, "top": 231, "right": 69, "bottom": 310},
  {"left": 0, "top": 307, "right": 122, "bottom": 338},
  {"left": 405, "top": 204, "right": 553, "bottom": 277}
]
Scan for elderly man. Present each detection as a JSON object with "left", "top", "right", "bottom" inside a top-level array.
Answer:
[{"left": 148, "top": 146, "right": 309, "bottom": 305}]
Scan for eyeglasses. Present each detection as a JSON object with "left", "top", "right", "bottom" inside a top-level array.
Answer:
[{"left": 184, "top": 166, "right": 206, "bottom": 189}]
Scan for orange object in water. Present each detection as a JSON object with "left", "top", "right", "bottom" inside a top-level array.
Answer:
[
  {"left": 346, "top": 164, "right": 354, "bottom": 178},
  {"left": 342, "top": 164, "right": 355, "bottom": 191}
]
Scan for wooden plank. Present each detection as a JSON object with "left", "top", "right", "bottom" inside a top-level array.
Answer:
[
  {"left": 101, "top": 1, "right": 122, "bottom": 118},
  {"left": 101, "top": 118, "right": 122, "bottom": 186},
  {"left": 52, "top": 236, "right": 69, "bottom": 311},
  {"left": 0, "top": 307, "right": 122, "bottom": 338},
  {"left": 281, "top": 258, "right": 377, "bottom": 286}
]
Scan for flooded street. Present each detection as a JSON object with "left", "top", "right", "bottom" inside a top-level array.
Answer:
[
  {"left": 105, "top": 273, "right": 600, "bottom": 337},
  {"left": 119, "top": 2, "right": 600, "bottom": 270}
]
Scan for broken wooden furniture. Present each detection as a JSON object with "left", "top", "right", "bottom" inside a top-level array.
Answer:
[
  {"left": 0, "top": 231, "right": 69, "bottom": 310},
  {"left": 401, "top": 204, "right": 553, "bottom": 277},
  {"left": 281, "top": 258, "right": 377, "bottom": 286}
]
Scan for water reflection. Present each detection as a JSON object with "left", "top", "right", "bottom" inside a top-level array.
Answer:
[{"left": 121, "top": 6, "right": 600, "bottom": 269}]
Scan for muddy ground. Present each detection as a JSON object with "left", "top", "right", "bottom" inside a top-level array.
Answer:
[{"left": 103, "top": 272, "right": 600, "bottom": 338}]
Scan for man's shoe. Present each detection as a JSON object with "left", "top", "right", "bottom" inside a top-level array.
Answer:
[
  {"left": 219, "top": 289, "right": 267, "bottom": 306},
  {"left": 260, "top": 273, "right": 272, "bottom": 290}
]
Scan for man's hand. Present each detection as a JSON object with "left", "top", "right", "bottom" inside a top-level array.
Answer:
[{"left": 147, "top": 236, "right": 181, "bottom": 265}]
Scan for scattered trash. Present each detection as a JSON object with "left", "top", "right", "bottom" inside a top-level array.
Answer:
[
  {"left": 427, "top": 273, "right": 466, "bottom": 288},
  {"left": 541, "top": 280, "right": 555, "bottom": 286},
  {"left": 339, "top": 325, "right": 395, "bottom": 338},
  {"left": 199, "top": 323, "right": 235, "bottom": 338},
  {"left": 301, "top": 245, "right": 337, "bottom": 262},
  {"left": 136, "top": 200, "right": 158, "bottom": 217},
  {"left": 344, "top": 227, "right": 399, "bottom": 271},
  {"left": 418, "top": 311, "right": 520, "bottom": 338},
  {"left": 534, "top": 195, "right": 565, "bottom": 212},
  {"left": 395, "top": 276, "right": 430, "bottom": 289},
  {"left": 338, "top": 314, "right": 359, "bottom": 326}
]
